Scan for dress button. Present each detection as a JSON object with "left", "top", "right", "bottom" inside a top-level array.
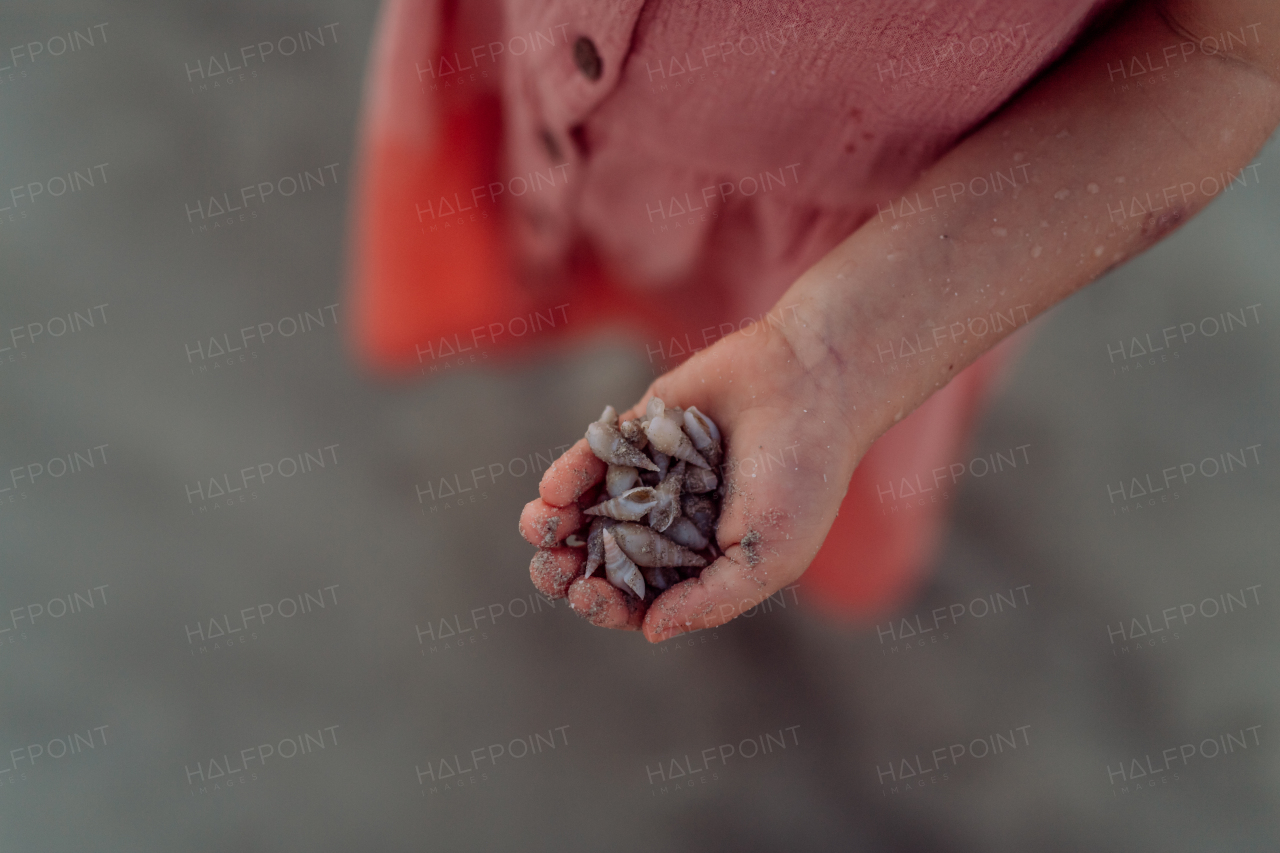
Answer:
[
  {"left": 569, "top": 124, "right": 590, "bottom": 159},
  {"left": 573, "top": 36, "right": 603, "bottom": 81},
  {"left": 539, "top": 127, "right": 565, "bottom": 164}
]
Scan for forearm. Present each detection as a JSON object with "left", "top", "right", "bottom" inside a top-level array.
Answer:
[{"left": 781, "top": 0, "right": 1280, "bottom": 453}]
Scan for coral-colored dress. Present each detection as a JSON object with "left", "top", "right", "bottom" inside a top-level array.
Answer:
[{"left": 348, "top": 0, "right": 1113, "bottom": 618}]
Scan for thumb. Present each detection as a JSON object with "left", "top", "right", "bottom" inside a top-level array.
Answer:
[{"left": 642, "top": 404, "right": 852, "bottom": 642}]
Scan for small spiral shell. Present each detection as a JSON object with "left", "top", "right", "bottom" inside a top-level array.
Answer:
[
  {"left": 682, "top": 406, "right": 722, "bottom": 467},
  {"left": 584, "top": 516, "right": 617, "bottom": 578},
  {"left": 605, "top": 464, "right": 639, "bottom": 497},
  {"left": 619, "top": 419, "right": 647, "bottom": 449},
  {"left": 586, "top": 410, "right": 659, "bottom": 471},
  {"left": 602, "top": 528, "right": 645, "bottom": 598},
  {"left": 647, "top": 461, "right": 684, "bottom": 532},
  {"left": 644, "top": 407, "right": 710, "bottom": 470},
  {"left": 665, "top": 516, "right": 710, "bottom": 551},
  {"left": 584, "top": 486, "right": 659, "bottom": 522},
  {"left": 611, "top": 521, "right": 708, "bottom": 568}
]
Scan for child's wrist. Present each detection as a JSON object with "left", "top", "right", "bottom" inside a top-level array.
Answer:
[{"left": 772, "top": 278, "right": 923, "bottom": 448}]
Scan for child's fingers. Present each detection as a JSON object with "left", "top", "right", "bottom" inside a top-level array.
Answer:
[
  {"left": 529, "top": 548, "right": 584, "bottom": 600},
  {"left": 538, "top": 438, "right": 606, "bottom": 507},
  {"left": 519, "top": 499, "right": 583, "bottom": 547},
  {"left": 567, "top": 576, "right": 644, "bottom": 630},
  {"left": 641, "top": 544, "right": 797, "bottom": 642}
]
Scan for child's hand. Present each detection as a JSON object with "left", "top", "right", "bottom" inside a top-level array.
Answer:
[{"left": 520, "top": 314, "right": 865, "bottom": 642}]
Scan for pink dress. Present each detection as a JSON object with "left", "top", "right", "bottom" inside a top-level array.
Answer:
[{"left": 349, "top": 0, "right": 1115, "bottom": 618}]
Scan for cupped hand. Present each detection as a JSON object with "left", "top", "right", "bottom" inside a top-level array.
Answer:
[{"left": 520, "top": 312, "right": 868, "bottom": 642}]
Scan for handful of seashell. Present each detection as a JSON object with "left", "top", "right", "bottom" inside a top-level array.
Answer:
[{"left": 563, "top": 398, "right": 724, "bottom": 605}]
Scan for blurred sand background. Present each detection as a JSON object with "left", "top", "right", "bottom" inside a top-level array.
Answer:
[{"left": 0, "top": 2, "right": 1277, "bottom": 850}]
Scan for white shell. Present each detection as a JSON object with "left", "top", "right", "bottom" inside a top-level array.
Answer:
[
  {"left": 584, "top": 516, "right": 617, "bottom": 578},
  {"left": 644, "top": 411, "right": 710, "bottom": 469},
  {"left": 649, "top": 448, "right": 670, "bottom": 480},
  {"left": 584, "top": 487, "right": 659, "bottom": 522},
  {"left": 666, "top": 516, "right": 709, "bottom": 550},
  {"left": 602, "top": 528, "right": 645, "bottom": 598},
  {"left": 586, "top": 412, "right": 659, "bottom": 471},
  {"left": 683, "top": 405, "right": 720, "bottom": 444},
  {"left": 605, "top": 465, "right": 640, "bottom": 497},
  {"left": 647, "top": 461, "right": 684, "bottom": 532},
  {"left": 612, "top": 521, "right": 708, "bottom": 568},
  {"left": 619, "top": 419, "right": 647, "bottom": 449},
  {"left": 683, "top": 407, "right": 722, "bottom": 466}
]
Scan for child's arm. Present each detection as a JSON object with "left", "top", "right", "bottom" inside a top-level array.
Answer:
[
  {"left": 782, "top": 0, "right": 1280, "bottom": 458},
  {"left": 526, "top": 0, "right": 1280, "bottom": 641}
]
